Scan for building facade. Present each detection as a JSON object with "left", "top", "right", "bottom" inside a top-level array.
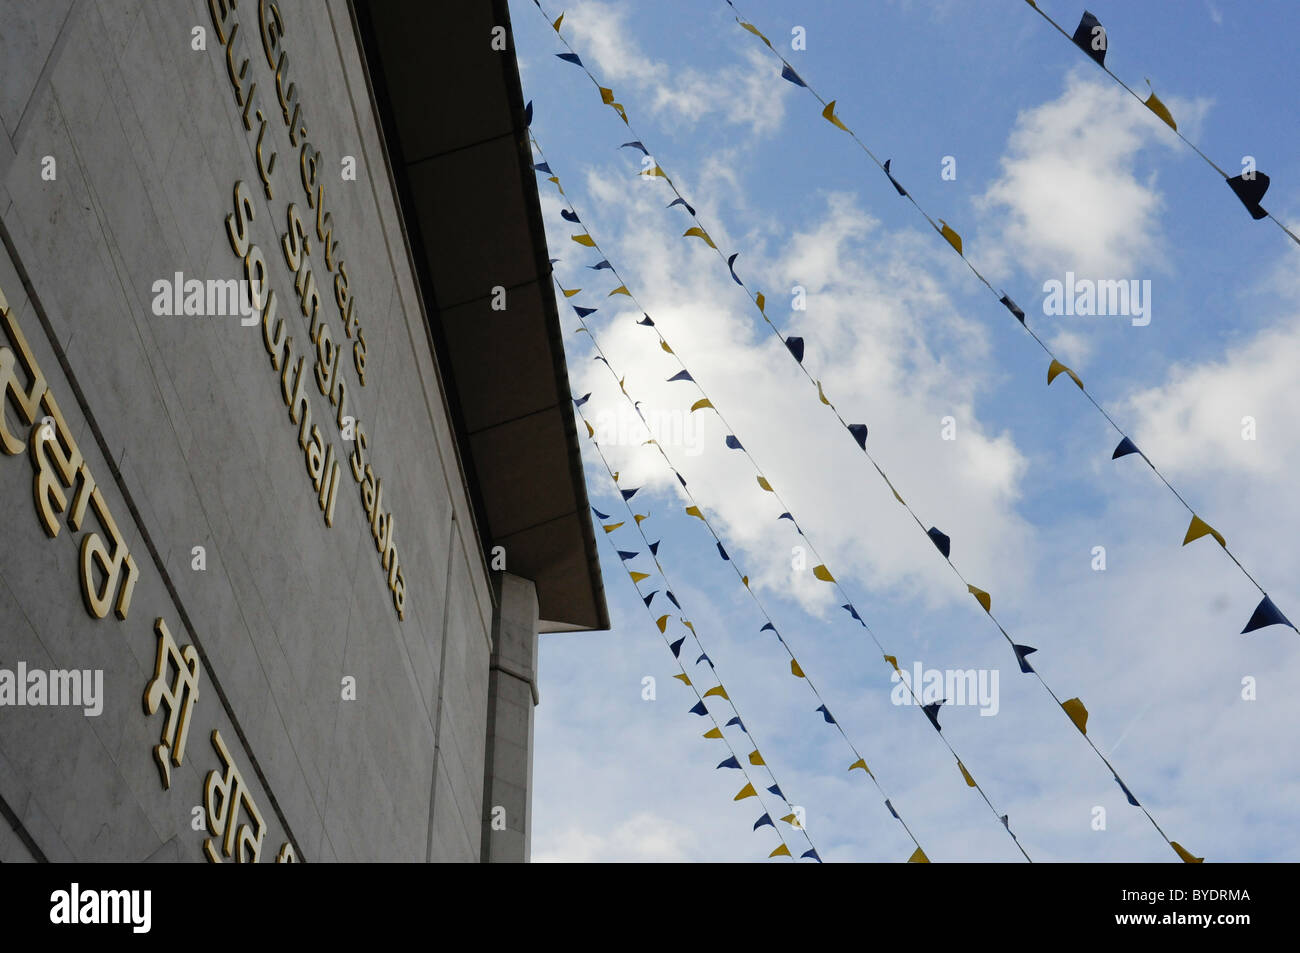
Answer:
[{"left": 0, "top": 0, "right": 605, "bottom": 862}]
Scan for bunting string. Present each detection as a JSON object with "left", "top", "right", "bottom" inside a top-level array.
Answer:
[
  {"left": 536, "top": 134, "right": 1028, "bottom": 861},
  {"left": 590, "top": 473, "right": 800, "bottom": 852},
  {"left": 526, "top": 5, "right": 1212, "bottom": 860},
  {"left": 1020, "top": 0, "right": 1300, "bottom": 249},
  {"left": 716, "top": 0, "right": 1294, "bottom": 640}
]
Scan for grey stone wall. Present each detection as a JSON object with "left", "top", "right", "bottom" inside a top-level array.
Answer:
[{"left": 0, "top": 0, "right": 496, "bottom": 861}]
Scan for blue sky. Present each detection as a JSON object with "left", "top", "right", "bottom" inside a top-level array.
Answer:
[{"left": 508, "top": 0, "right": 1300, "bottom": 862}]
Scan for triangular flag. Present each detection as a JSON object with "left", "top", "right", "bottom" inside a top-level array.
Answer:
[
  {"left": 598, "top": 86, "right": 615, "bottom": 105},
  {"left": 780, "top": 64, "right": 806, "bottom": 87},
  {"left": 1143, "top": 82, "right": 1177, "bottom": 130},
  {"left": 1062, "top": 697, "right": 1089, "bottom": 735},
  {"left": 790, "top": 659, "right": 805, "bottom": 678},
  {"left": 716, "top": 755, "right": 740, "bottom": 770},
  {"left": 1012, "top": 643, "right": 1038, "bottom": 674},
  {"left": 655, "top": 615, "right": 669, "bottom": 633},
  {"left": 591, "top": 506, "right": 609, "bottom": 519},
  {"left": 816, "top": 705, "right": 836, "bottom": 724},
  {"left": 689, "top": 398, "right": 714, "bottom": 412},
  {"left": 616, "top": 550, "right": 639, "bottom": 561},
  {"left": 734, "top": 783, "right": 757, "bottom": 801},
  {"left": 669, "top": 636, "right": 685, "bottom": 657},
  {"left": 642, "top": 590, "right": 658, "bottom": 608},
  {"left": 769, "top": 844, "right": 792, "bottom": 858},
  {"left": 757, "top": 476, "right": 773, "bottom": 492},
  {"left": 883, "top": 158, "right": 908, "bottom": 196},
  {"left": 673, "top": 673, "right": 691, "bottom": 685},
  {"left": 884, "top": 655, "right": 900, "bottom": 672},
  {"left": 716, "top": 542, "right": 729, "bottom": 561},
  {"left": 848, "top": 423, "right": 868, "bottom": 449},
  {"left": 767, "top": 784, "right": 784, "bottom": 798},
  {"left": 812, "top": 565, "right": 835, "bottom": 582},
  {"left": 1182, "top": 514, "right": 1225, "bottom": 548},
  {"left": 816, "top": 381, "right": 831, "bottom": 406},
  {"left": 703, "top": 727, "right": 723, "bottom": 739},
  {"left": 1047, "top": 358, "right": 1084, "bottom": 390},
  {"left": 841, "top": 604, "right": 863, "bottom": 623},
  {"left": 753, "top": 813, "right": 775, "bottom": 831},
  {"left": 601, "top": 522, "right": 623, "bottom": 533},
  {"left": 822, "top": 100, "right": 849, "bottom": 132},
  {"left": 748, "top": 750, "right": 765, "bottom": 766},
  {"left": 957, "top": 760, "right": 977, "bottom": 787},
  {"left": 938, "top": 219, "right": 963, "bottom": 255},
  {"left": 1114, "top": 775, "right": 1140, "bottom": 807},
  {"left": 555, "top": 52, "right": 583, "bottom": 67},
  {"left": 726, "top": 716, "right": 745, "bottom": 731},
  {"left": 1171, "top": 841, "right": 1204, "bottom": 864},
  {"left": 908, "top": 847, "right": 930, "bottom": 863},
  {"left": 967, "top": 585, "right": 991, "bottom": 613},
  {"left": 667, "top": 198, "right": 695, "bottom": 215},
  {"left": 801, "top": 849, "right": 822, "bottom": 863},
  {"left": 1112, "top": 436, "right": 1140, "bottom": 459},
  {"left": 999, "top": 293, "right": 1026, "bottom": 324},
  {"left": 689, "top": 701, "right": 707, "bottom": 716},
  {"left": 1071, "top": 10, "right": 1107, "bottom": 67},
  {"left": 785, "top": 336, "right": 805, "bottom": 363},
  {"left": 739, "top": 21, "right": 773, "bottom": 47},
  {"left": 629, "top": 571, "right": 650, "bottom": 584},
  {"left": 703, "top": 685, "right": 729, "bottom": 700},
  {"left": 683, "top": 227, "right": 716, "bottom": 248},
  {"left": 551, "top": 12, "right": 564, "bottom": 31},
  {"left": 560, "top": 208, "right": 580, "bottom": 223},
  {"left": 620, "top": 141, "right": 648, "bottom": 155},
  {"left": 608, "top": 285, "right": 630, "bottom": 297},
  {"left": 727, "top": 253, "right": 743, "bottom": 286},
  {"left": 620, "top": 487, "right": 639, "bottom": 501},
  {"left": 923, "top": 700, "right": 945, "bottom": 731},
  {"left": 685, "top": 505, "right": 704, "bottom": 521},
  {"left": 667, "top": 370, "right": 694, "bottom": 383},
  {"left": 1242, "top": 595, "right": 1295, "bottom": 633},
  {"left": 1227, "top": 171, "right": 1270, "bottom": 220},
  {"left": 848, "top": 758, "right": 869, "bottom": 773},
  {"left": 927, "top": 527, "right": 951, "bottom": 559},
  {"left": 725, "top": 435, "right": 744, "bottom": 450}
]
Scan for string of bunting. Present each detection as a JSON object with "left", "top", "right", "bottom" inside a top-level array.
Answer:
[
  {"left": 526, "top": 6, "right": 1212, "bottom": 861},
  {"left": 591, "top": 510, "right": 806, "bottom": 862},
  {"left": 718, "top": 0, "right": 1294, "bottom": 642},
  {"left": 1020, "top": 0, "right": 1300, "bottom": 249},
  {"left": 581, "top": 408, "right": 838, "bottom": 863},
  {"left": 536, "top": 134, "right": 1024, "bottom": 861}
]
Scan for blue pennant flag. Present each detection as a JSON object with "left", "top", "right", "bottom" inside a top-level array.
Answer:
[
  {"left": 591, "top": 506, "right": 609, "bottom": 519},
  {"left": 620, "top": 140, "right": 649, "bottom": 155},
  {"left": 667, "top": 591, "right": 681, "bottom": 609},
  {"left": 717, "top": 542, "right": 729, "bottom": 561},
  {"left": 727, "top": 253, "right": 743, "bottom": 286},
  {"left": 848, "top": 423, "right": 869, "bottom": 449},
  {"left": 1012, "top": 643, "right": 1037, "bottom": 674},
  {"left": 667, "top": 198, "right": 696, "bottom": 216},
  {"left": 667, "top": 370, "right": 694, "bottom": 382},
  {"left": 642, "top": 590, "right": 658, "bottom": 608},
  {"left": 573, "top": 306, "right": 597, "bottom": 318},
  {"left": 841, "top": 604, "right": 862, "bottom": 623},
  {"left": 649, "top": 540, "right": 660, "bottom": 555},
  {"left": 524, "top": 101, "right": 533, "bottom": 127},
  {"left": 556, "top": 52, "right": 583, "bottom": 67},
  {"left": 574, "top": 392, "right": 591, "bottom": 408},
  {"left": 1112, "top": 436, "right": 1140, "bottom": 459},
  {"left": 560, "top": 208, "right": 580, "bottom": 223},
  {"left": 1243, "top": 595, "right": 1295, "bottom": 633},
  {"left": 999, "top": 293, "right": 1026, "bottom": 324},
  {"left": 767, "top": 783, "right": 783, "bottom": 798},
  {"left": 816, "top": 705, "right": 836, "bottom": 725},
  {"left": 637, "top": 315, "right": 654, "bottom": 326},
  {"left": 717, "top": 756, "right": 741, "bottom": 770},
  {"left": 780, "top": 64, "right": 807, "bottom": 87},
  {"left": 801, "top": 849, "right": 822, "bottom": 863},
  {"left": 927, "top": 527, "right": 951, "bottom": 559},
  {"left": 726, "top": 716, "right": 746, "bottom": 732},
  {"left": 620, "top": 487, "right": 639, "bottom": 501},
  {"left": 725, "top": 435, "right": 744, "bottom": 450},
  {"left": 883, "top": 158, "right": 908, "bottom": 197},
  {"left": 690, "top": 701, "right": 708, "bottom": 716},
  {"left": 588, "top": 259, "right": 612, "bottom": 270},
  {"left": 923, "top": 699, "right": 945, "bottom": 731},
  {"left": 1114, "top": 775, "right": 1140, "bottom": 807},
  {"left": 785, "top": 336, "right": 805, "bottom": 363},
  {"left": 885, "top": 799, "right": 899, "bottom": 819},
  {"left": 754, "top": 813, "right": 775, "bottom": 831},
  {"left": 532, "top": 161, "right": 552, "bottom": 174},
  {"left": 696, "top": 652, "right": 712, "bottom": 667},
  {"left": 669, "top": 636, "right": 685, "bottom": 658},
  {"left": 616, "top": 550, "right": 638, "bottom": 561}
]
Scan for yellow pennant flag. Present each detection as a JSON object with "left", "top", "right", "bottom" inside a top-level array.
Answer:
[
  {"left": 561, "top": 286, "right": 581, "bottom": 298},
  {"left": 734, "top": 783, "right": 757, "bottom": 801},
  {"left": 817, "top": 380, "right": 831, "bottom": 405},
  {"left": 1183, "top": 514, "right": 1226, "bottom": 548},
  {"left": 551, "top": 12, "right": 564, "bottom": 31},
  {"left": 769, "top": 844, "right": 792, "bottom": 858},
  {"left": 938, "top": 219, "right": 963, "bottom": 255},
  {"left": 908, "top": 847, "right": 930, "bottom": 863},
  {"left": 610, "top": 102, "right": 628, "bottom": 124},
  {"left": 739, "top": 21, "right": 773, "bottom": 48},
  {"left": 685, "top": 505, "right": 704, "bottom": 521},
  {"left": 790, "top": 659, "right": 805, "bottom": 678},
  {"left": 641, "top": 165, "right": 666, "bottom": 178},
  {"left": 756, "top": 292, "right": 766, "bottom": 315},
  {"left": 703, "top": 727, "right": 723, "bottom": 739},
  {"left": 690, "top": 398, "right": 714, "bottom": 412},
  {"left": 608, "top": 285, "right": 630, "bottom": 296},
  {"left": 748, "top": 750, "right": 765, "bottom": 766},
  {"left": 884, "top": 473, "right": 906, "bottom": 505},
  {"left": 547, "top": 175, "right": 563, "bottom": 194},
  {"left": 967, "top": 585, "right": 992, "bottom": 613},
  {"left": 634, "top": 513, "right": 649, "bottom": 524},
  {"left": 571, "top": 233, "right": 596, "bottom": 247},
  {"left": 673, "top": 673, "right": 691, "bottom": 685},
  {"left": 703, "top": 685, "right": 729, "bottom": 700},
  {"left": 1171, "top": 841, "right": 1204, "bottom": 863},
  {"left": 601, "top": 521, "right": 623, "bottom": 533},
  {"left": 812, "top": 564, "right": 835, "bottom": 582},
  {"left": 1062, "top": 697, "right": 1089, "bottom": 736},
  {"left": 757, "top": 476, "right": 773, "bottom": 492},
  {"left": 584, "top": 420, "right": 594, "bottom": 438},
  {"left": 957, "top": 760, "right": 977, "bottom": 787},
  {"left": 683, "top": 227, "right": 717, "bottom": 248},
  {"left": 1144, "top": 81, "right": 1177, "bottom": 130},
  {"left": 822, "top": 100, "right": 850, "bottom": 132},
  {"left": 682, "top": 620, "right": 696, "bottom": 635},
  {"left": 742, "top": 576, "right": 749, "bottom": 588},
  {"left": 848, "top": 758, "right": 870, "bottom": 773},
  {"left": 656, "top": 615, "right": 669, "bottom": 633},
  {"left": 599, "top": 86, "right": 615, "bottom": 105},
  {"left": 660, "top": 340, "right": 674, "bottom": 354},
  {"left": 780, "top": 813, "right": 799, "bottom": 826},
  {"left": 884, "top": 655, "right": 900, "bottom": 672},
  {"left": 629, "top": 571, "right": 650, "bottom": 584},
  {"left": 1047, "top": 358, "right": 1084, "bottom": 390}
]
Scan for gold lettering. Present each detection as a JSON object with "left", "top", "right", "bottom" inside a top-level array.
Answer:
[{"left": 142, "top": 618, "right": 201, "bottom": 790}]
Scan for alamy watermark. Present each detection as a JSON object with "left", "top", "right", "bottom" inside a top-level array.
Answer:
[
  {"left": 0, "top": 663, "right": 103, "bottom": 716},
  {"left": 150, "top": 272, "right": 262, "bottom": 325},
  {"left": 890, "top": 661, "right": 999, "bottom": 716},
  {"left": 1042, "top": 271, "right": 1151, "bottom": 327}
]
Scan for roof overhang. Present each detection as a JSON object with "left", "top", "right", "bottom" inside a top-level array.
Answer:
[{"left": 351, "top": 0, "right": 608, "bottom": 632}]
